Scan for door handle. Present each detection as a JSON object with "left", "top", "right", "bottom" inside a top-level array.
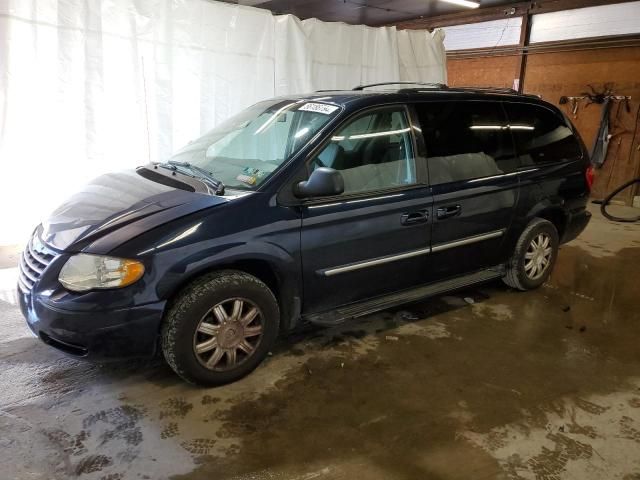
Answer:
[
  {"left": 436, "top": 205, "right": 461, "bottom": 220},
  {"left": 401, "top": 209, "right": 429, "bottom": 225}
]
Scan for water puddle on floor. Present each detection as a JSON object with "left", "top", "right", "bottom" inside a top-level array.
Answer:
[
  {"left": 171, "top": 245, "right": 640, "bottom": 480},
  {"left": 2, "top": 244, "right": 640, "bottom": 480}
]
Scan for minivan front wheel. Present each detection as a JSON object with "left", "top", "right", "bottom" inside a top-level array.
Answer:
[
  {"left": 503, "top": 218, "right": 559, "bottom": 291},
  {"left": 161, "top": 270, "right": 279, "bottom": 386}
]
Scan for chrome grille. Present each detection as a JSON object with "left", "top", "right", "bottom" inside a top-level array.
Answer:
[{"left": 18, "top": 234, "right": 57, "bottom": 294}]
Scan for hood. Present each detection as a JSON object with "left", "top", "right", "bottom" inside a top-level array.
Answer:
[{"left": 41, "top": 169, "right": 228, "bottom": 251}]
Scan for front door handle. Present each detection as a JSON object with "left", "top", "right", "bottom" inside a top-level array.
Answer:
[
  {"left": 436, "top": 205, "right": 461, "bottom": 220},
  {"left": 401, "top": 209, "right": 429, "bottom": 225}
]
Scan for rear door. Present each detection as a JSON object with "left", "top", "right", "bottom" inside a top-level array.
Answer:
[
  {"left": 299, "top": 105, "right": 433, "bottom": 314},
  {"left": 415, "top": 100, "right": 521, "bottom": 280}
]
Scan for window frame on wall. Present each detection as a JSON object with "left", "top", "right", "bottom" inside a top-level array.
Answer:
[
  {"left": 413, "top": 99, "right": 522, "bottom": 186},
  {"left": 296, "top": 103, "right": 429, "bottom": 204}
]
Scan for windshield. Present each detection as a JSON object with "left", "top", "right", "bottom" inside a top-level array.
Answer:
[{"left": 168, "top": 99, "right": 341, "bottom": 190}]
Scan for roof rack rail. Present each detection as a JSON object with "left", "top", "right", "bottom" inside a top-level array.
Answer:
[
  {"left": 353, "top": 81, "right": 447, "bottom": 91},
  {"left": 447, "top": 86, "right": 518, "bottom": 94},
  {"left": 450, "top": 86, "right": 543, "bottom": 98},
  {"left": 346, "top": 83, "right": 539, "bottom": 98}
]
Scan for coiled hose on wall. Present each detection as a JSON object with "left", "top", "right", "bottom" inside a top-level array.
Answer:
[
  {"left": 600, "top": 178, "right": 640, "bottom": 222},
  {"left": 597, "top": 100, "right": 640, "bottom": 223}
]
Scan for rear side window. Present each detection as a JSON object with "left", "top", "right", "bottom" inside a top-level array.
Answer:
[
  {"left": 310, "top": 107, "right": 416, "bottom": 195},
  {"left": 416, "top": 101, "right": 519, "bottom": 185},
  {"left": 503, "top": 102, "right": 582, "bottom": 166}
]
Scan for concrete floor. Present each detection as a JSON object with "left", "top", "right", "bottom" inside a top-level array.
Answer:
[{"left": 1, "top": 205, "right": 640, "bottom": 480}]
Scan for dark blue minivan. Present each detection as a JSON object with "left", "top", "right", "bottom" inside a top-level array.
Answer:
[{"left": 18, "top": 84, "right": 592, "bottom": 385}]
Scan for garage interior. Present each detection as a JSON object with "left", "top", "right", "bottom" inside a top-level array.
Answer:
[{"left": 1, "top": 1, "right": 640, "bottom": 479}]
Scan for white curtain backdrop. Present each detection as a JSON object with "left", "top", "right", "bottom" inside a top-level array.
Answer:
[
  {"left": 398, "top": 28, "right": 447, "bottom": 83},
  {"left": 297, "top": 17, "right": 401, "bottom": 91},
  {"left": 273, "top": 15, "right": 447, "bottom": 96},
  {"left": 0, "top": 0, "right": 446, "bottom": 246}
]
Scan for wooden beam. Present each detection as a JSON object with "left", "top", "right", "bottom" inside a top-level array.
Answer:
[
  {"left": 515, "top": 12, "right": 531, "bottom": 93},
  {"left": 528, "top": 0, "right": 632, "bottom": 14},
  {"left": 393, "top": 0, "right": 635, "bottom": 30},
  {"left": 444, "top": 33, "right": 640, "bottom": 58},
  {"left": 393, "top": 2, "right": 529, "bottom": 29}
]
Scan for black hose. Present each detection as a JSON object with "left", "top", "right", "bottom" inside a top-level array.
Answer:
[
  {"left": 596, "top": 98, "right": 640, "bottom": 222},
  {"left": 600, "top": 178, "right": 640, "bottom": 222}
]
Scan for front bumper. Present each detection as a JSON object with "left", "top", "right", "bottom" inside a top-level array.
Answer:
[{"left": 19, "top": 288, "right": 166, "bottom": 360}]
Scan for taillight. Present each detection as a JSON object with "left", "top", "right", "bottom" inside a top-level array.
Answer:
[{"left": 585, "top": 165, "right": 595, "bottom": 192}]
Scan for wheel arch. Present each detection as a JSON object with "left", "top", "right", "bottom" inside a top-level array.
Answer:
[
  {"left": 525, "top": 199, "right": 568, "bottom": 241},
  {"left": 533, "top": 208, "right": 567, "bottom": 241},
  {"left": 158, "top": 252, "right": 302, "bottom": 333}
]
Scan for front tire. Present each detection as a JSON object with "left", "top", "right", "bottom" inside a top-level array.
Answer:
[
  {"left": 161, "top": 270, "right": 280, "bottom": 386},
  {"left": 503, "top": 218, "right": 559, "bottom": 291}
]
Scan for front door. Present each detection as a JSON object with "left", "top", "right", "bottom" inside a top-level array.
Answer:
[
  {"left": 415, "top": 100, "right": 521, "bottom": 280},
  {"left": 300, "top": 105, "right": 433, "bottom": 314}
]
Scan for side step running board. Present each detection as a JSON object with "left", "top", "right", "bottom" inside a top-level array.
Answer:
[{"left": 304, "top": 266, "right": 505, "bottom": 327}]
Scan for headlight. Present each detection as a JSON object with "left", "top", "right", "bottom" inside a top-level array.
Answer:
[{"left": 59, "top": 254, "right": 145, "bottom": 292}]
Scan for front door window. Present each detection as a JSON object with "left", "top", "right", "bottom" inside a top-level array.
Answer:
[{"left": 311, "top": 108, "right": 416, "bottom": 194}]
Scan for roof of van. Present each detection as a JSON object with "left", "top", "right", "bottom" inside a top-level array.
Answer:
[{"left": 286, "top": 83, "right": 548, "bottom": 109}]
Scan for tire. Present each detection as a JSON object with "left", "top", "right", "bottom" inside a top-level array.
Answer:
[
  {"left": 503, "top": 218, "right": 559, "bottom": 291},
  {"left": 161, "top": 270, "right": 280, "bottom": 386}
]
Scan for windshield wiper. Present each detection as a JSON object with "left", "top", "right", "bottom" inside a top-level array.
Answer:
[{"left": 160, "top": 161, "right": 225, "bottom": 195}]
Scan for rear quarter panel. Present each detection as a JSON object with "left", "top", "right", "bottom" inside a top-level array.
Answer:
[
  {"left": 504, "top": 159, "right": 589, "bottom": 254},
  {"left": 501, "top": 101, "right": 590, "bottom": 253}
]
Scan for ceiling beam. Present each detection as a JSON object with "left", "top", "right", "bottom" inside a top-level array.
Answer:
[
  {"left": 393, "top": 0, "right": 635, "bottom": 30},
  {"left": 445, "top": 33, "right": 640, "bottom": 58},
  {"left": 528, "top": 0, "right": 633, "bottom": 14},
  {"left": 393, "top": 2, "right": 529, "bottom": 29}
]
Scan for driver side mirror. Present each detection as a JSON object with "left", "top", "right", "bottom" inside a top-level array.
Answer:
[{"left": 294, "top": 167, "right": 344, "bottom": 198}]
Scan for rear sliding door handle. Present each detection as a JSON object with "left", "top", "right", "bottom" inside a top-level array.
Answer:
[
  {"left": 436, "top": 205, "right": 461, "bottom": 220},
  {"left": 401, "top": 209, "right": 429, "bottom": 225}
]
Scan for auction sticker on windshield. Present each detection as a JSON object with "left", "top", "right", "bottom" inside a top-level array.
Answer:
[{"left": 298, "top": 103, "right": 340, "bottom": 115}]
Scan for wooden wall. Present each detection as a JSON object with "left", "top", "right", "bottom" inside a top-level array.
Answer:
[
  {"left": 447, "top": 55, "right": 520, "bottom": 89},
  {"left": 446, "top": 47, "right": 640, "bottom": 203},
  {"left": 524, "top": 47, "right": 640, "bottom": 202}
]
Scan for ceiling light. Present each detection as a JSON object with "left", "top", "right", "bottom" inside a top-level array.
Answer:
[{"left": 441, "top": 0, "right": 480, "bottom": 9}]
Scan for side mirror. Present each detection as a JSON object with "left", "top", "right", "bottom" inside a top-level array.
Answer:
[{"left": 295, "top": 167, "right": 344, "bottom": 198}]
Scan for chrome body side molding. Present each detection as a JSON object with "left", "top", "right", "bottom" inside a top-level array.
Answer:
[
  {"left": 322, "top": 247, "right": 431, "bottom": 277},
  {"left": 431, "top": 229, "right": 505, "bottom": 253},
  {"left": 319, "top": 229, "right": 505, "bottom": 277}
]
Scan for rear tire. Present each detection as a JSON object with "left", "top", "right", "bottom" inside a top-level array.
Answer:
[
  {"left": 161, "top": 270, "right": 279, "bottom": 386},
  {"left": 503, "top": 218, "right": 559, "bottom": 291}
]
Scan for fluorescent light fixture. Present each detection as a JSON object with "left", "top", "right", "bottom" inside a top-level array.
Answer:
[
  {"left": 470, "top": 125, "right": 503, "bottom": 130},
  {"left": 441, "top": 0, "right": 480, "bottom": 9},
  {"left": 470, "top": 124, "right": 535, "bottom": 131}
]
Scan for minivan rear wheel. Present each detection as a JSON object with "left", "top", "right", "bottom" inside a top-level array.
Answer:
[
  {"left": 161, "top": 270, "right": 279, "bottom": 386},
  {"left": 503, "top": 218, "right": 559, "bottom": 291}
]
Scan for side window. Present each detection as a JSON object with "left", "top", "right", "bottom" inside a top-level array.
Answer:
[
  {"left": 311, "top": 108, "right": 416, "bottom": 194},
  {"left": 417, "top": 101, "right": 518, "bottom": 185},
  {"left": 503, "top": 102, "right": 582, "bottom": 166}
]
